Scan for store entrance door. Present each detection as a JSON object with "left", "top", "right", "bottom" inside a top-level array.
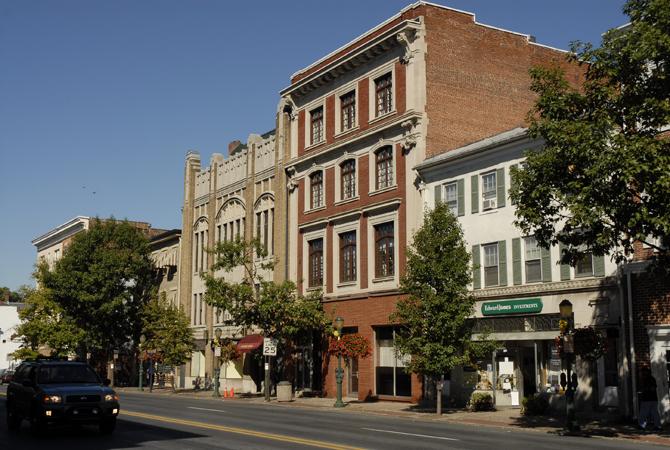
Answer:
[
  {"left": 521, "top": 347, "right": 537, "bottom": 398},
  {"left": 347, "top": 358, "right": 359, "bottom": 398}
]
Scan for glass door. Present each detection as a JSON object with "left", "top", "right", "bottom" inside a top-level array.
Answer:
[{"left": 347, "top": 358, "right": 359, "bottom": 398}]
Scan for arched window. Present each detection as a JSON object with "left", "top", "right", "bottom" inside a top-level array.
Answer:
[
  {"left": 341, "top": 159, "right": 356, "bottom": 200},
  {"left": 310, "top": 171, "right": 324, "bottom": 209},
  {"left": 375, "top": 146, "right": 393, "bottom": 190}
]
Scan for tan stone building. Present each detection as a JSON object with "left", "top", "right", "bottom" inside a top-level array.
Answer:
[{"left": 179, "top": 131, "right": 288, "bottom": 392}]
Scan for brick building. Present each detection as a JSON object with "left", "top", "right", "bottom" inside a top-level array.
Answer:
[{"left": 277, "top": 2, "right": 580, "bottom": 402}]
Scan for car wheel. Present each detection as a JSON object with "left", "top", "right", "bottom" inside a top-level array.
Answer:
[
  {"left": 99, "top": 417, "right": 116, "bottom": 434},
  {"left": 6, "top": 406, "right": 21, "bottom": 432}
]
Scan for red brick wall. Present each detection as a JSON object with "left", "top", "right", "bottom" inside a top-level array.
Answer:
[
  {"left": 322, "top": 294, "right": 423, "bottom": 403},
  {"left": 422, "top": 6, "right": 582, "bottom": 157},
  {"left": 631, "top": 272, "right": 670, "bottom": 368},
  {"left": 395, "top": 61, "right": 406, "bottom": 115}
]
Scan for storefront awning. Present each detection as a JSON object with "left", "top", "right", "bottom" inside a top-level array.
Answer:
[{"left": 236, "top": 334, "right": 263, "bottom": 353}]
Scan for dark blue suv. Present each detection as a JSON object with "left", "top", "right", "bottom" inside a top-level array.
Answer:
[{"left": 6, "top": 360, "right": 120, "bottom": 434}]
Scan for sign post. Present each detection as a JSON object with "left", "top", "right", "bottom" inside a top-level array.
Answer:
[{"left": 263, "top": 338, "right": 277, "bottom": 402}]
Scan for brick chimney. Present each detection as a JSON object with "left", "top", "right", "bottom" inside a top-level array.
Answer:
[{"left": 228, "top": 140, "right": 241, "bottom": 154}]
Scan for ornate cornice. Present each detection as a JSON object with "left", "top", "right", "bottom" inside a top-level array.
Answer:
[{"left": 473, "top": 276, "right": 618, "bottom": 299}]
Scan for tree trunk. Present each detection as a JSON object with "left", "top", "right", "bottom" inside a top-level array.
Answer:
[{"left": 436, "top": 375, "right": 444, "bottom": 416}]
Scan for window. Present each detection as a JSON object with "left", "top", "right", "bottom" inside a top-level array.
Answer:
[
  {"left": 445, "top": 182, "right": 458, "bottom": 216},
  {"left": 310, "top": 106, "right": 324, "bottom": 145},
  {"left": 483, "top": 243, "right": 499, "bottom": 287},
  {"left": 375, "top": 147, "right": 393, "bottom": 190},
  {"left": 482, "top": 172, "right": 497, "bottom": 210},
  {"left": 269, "top": 208, "right": 274, "bottom": 255},
  {"left": 310, "top": 171, "right": 324, "bottom": 209},
  {"left": 575, "top": 252, "right": 594, "bottom": 277},
  {"left": 263, "top": 210, "right": 269, "bottom": 251},
  {"left": 341, "top": 159, "right": 356, "bottom": 200},
  {"left": 340, "top": 231, "right": 357, "bottom": 283},
  {"left": 375, "top": 327, "right": 411, "bottom": 397},
  {"left": 340, "top": 91, "right": 356, "bottom": 131},
  {"left": 308, "top": 238, "right": 324, "bottom": 287},
  {"left": 375, "top": 222, "right": 395, "bottom": 278},
  {"left": 524, "top": 237, "right": 542, "bottom": 283},
  {"left": 194, "top": 232, "right": 199, "bottom": 272},
  {"left": 375, "top": 73, "right": 392, "bottom": 117},
  {"left": 255, "top": 212, "right": 262, "bottom": 241}
]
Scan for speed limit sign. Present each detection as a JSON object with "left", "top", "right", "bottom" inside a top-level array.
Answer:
[{"left": 263, "top": 338, "right": 277, "bottom": 356}]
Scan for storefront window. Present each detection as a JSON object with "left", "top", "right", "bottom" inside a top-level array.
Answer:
[{"left": 375, "top": 327, "right": 411, "bottom": 397}]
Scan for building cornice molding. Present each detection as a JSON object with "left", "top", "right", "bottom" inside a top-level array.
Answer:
[
  {"left": 31, "top": 216, "right": 89, "bottom": 250},
  {"left": 473, "top": 276, "right": 618, "bottom": 300}
]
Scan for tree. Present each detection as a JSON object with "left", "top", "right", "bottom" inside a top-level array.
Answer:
[
  {"left": 391, "top": 203, "right": 497, "bottom": 415},
  {"left": 204, "top": 237, "right": 329, "bottom": 394},
  {"left": 40, "top": 218, "right": 157, "bottom": 362},
  {"left": 141, "top": 293, "right": 195, "bottom": 391},
  {"left": 511, "top": 0, "right": 670, "bottom": 268},
  {"left": 0, "top": 285, "right": 30, "bottom": 303},
  {"left": 12, "top": 283, "right": 85, "bottom": 360}
]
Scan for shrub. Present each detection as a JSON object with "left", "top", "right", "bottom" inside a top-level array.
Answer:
[
  {"left": 468, "top": 392, "right": 494, "bottom": 411},
  {"left": 521, "top": 393, "right": 550, "bottom": 416}
]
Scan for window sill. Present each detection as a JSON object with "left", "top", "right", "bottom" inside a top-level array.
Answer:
[
  {"left": 334, "top": 196, "right": 359, "bottom": 206},
  {"left": 337, "top": 281, "right": 357, "bottom": 288},
  {"left": 480, "top": 209, "right": 499, "bottom": 215},
  {"left": 306, "top": 286, "right": 323, "bottom": 293},
  {"left": 334, "top": 126, "right": 359, "bottom": 139},
  {"left": 305, "top": 140, "right": 326, "bottom": 152},
  {"left": 574, "top": 273, "right": 594, "bottom": 279},
  {"left": 368, "top": 110, "right": 396, "bottom": 126},
  {"left": 372, "top": 275, "right": 395, "bottom": 284},
  {"left": 305, "top": 205, "right": 327, "bottom": 214},
  {"left": 368, "top": 185, "right": 397, "bottom": 197}
]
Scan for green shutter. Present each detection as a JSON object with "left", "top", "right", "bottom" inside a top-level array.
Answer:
[
  {"left": 457, "top": 179, "right": 465, "bottom": 217},
  {"left": 512, "top": 238, "right": 522, "bottom": 285},
  {"left": 510, "top": 164, "right": 518, "bottom": 206},
  {"left": 541, "top": 246, "right": 552, "bottom": 282},
  {"left": 593, "top": 255, "right": 606, "bottom": 277},
  {"left": 471, "top": 175, "right": 479, "bottom": 214},
  {"left": 559, "top": 243, "right": 571, "bottom": 281},
  {"left": 434, "top": 184, "right": 442, "bottom": 205},
  {"left": 496, "top": 167, "right": 506, "bottom": 208},
  {"left": 498, "top": 240, "right": 507, "bottom": 286},
  {"left": 472, "top": 245, "right": 481, "bottom": 289}
]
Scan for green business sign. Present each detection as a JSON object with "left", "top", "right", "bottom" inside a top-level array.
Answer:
[{"left": 481, "top": 298, "right": 543, "bottom": 316}]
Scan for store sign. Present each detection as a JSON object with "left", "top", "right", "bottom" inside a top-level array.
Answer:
[{"left": 481, "top": 298, "right": 543, "bottom": 316}]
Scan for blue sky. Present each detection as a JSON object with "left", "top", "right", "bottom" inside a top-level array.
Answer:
[{"left": 0, "top": 0, "right": 627, "bottom": 290}]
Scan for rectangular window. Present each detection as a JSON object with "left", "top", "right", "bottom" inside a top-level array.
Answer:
[
  {"left": 341, "top": 159, "right": 356, "bottom": 200},
  {"left": 310, "top": 106, "right": 324, "bottom": 145},
  {"left": 340, "top": 231, "right": 357, "bottom": 283},
  {"left": 375, "top": 222, "right": 395, "bottom": 278},
  {"left": 575, "top": 253, "right": 594, "bottom": 277},
  {"left": 375, "top": 147, "right": 393, "bottom": 190},
  {"left": 310, "top": 171, "right": 324, "bottom": 209},
  {"left": 445, "top": 182, "right": 458, "bottom": 216},
  {"left": 269, "top": 208, "right": 274, "bottom": 255},
  {"left": 223, "top": 223, "right": 228, "bottom": 242},
  {"left": 191, "top": 294, "right": 197, "bottom": 325},
  {"left": 236, "top": 219, "right": 241, "bottom": 239},
  {"left": 217, "top": 225, "right": 221, "bottom": 243},
  {"left": 340, "top": 91, "right": 356, "bottom": 131},
  {"left": 483, "top": 243, "right": 499, "bottom": 287},
  {"left": 308, "top": 238, "right": 324, "bottom": 287},
  {"left": 482, "top": 172, "right": 497, "bottom": 210},
  {"left": 524, "top": 237, "right": 542, "bottom": 283},
  {"left": 375, "top": 327, "right": 411, "bottom": 397},
  {"left": 256, "top": 212, "right": 262, "bottom": 241},
  {"left": 194, "top": 232, "right": 199, "bottom": 272},
  {"left": 375, "top": 73, "right": 393, "bottom": 117}
]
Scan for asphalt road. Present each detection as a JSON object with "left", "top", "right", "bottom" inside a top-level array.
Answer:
[{"left": 0, "top": 386, "right": 663, "bottom": 450}]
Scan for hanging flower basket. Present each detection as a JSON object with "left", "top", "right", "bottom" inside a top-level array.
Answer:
[
  {"left": 555, "top": 326, "right": 606, "bottom": 360},
  {"left": 328, "top": 334, "right": 371, "bottom": 359}
]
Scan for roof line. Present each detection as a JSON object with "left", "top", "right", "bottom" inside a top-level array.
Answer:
[{"left": 31, "top": 216, "right": 89, "bottom": 245}]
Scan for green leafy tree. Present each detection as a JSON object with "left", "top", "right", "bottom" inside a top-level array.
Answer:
[
  {"left": 40, "top": 218, "right": 157, "bottom": 362},
  {"left": 12, "top": 283, "right": 85, "bottom": 360},
  {"left": 392, "top": 203, "right": 497, "bottom": 415},
  {"left": 511, "top": 0, "right": 670, "bottom": 267},
  {"left": 0, "top": 285, "right": 29, "bottom": 303},
  {"left": 141, "top": 293, "right": 195, "bottom": 391},
  {"left": 204, "top": 237, "right": 329, "bottom": 389}
]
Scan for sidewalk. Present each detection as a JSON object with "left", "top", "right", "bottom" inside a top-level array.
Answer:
[{"left": 118, "top": 387, "right": 670, "bottom": 446}]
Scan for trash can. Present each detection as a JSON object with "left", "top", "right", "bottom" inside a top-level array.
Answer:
[{"left": 277, "top": 381, "right": 293, "bottom": 402}]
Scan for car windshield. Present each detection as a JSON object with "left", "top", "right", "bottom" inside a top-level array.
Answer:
[{"left": 37, "top": 365, "right": 100, "bottom": 384}]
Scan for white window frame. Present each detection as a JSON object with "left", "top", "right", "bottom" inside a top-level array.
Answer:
[
  {"left": 368, "top": 142, "right": 397, "bottom": 194},
  {"left": 367, "top": 211, "right": 399, "bottom": 289},
  {"left": 481, "top": 171, "right": 497, "bottom": 211},
  {"left": 523, "top": 236, "right": 542, "bottom": 283},
  {"left": 333, "top": 221, "right": 360, "bottom": 292},
  {"left": 304, "top": 167, "right": 327, "bottom": 212},
  {"left": 304, "top": 101, "right": 326, "bottom": 149},
  {"left": 302, "top": 228, "right": 327, "bottom": 292},
  {"left": 335, "top": 86, "right": 359, "bottom": 136},
  {"left": 444, "top": 182, "right": 458, "bottom": 216},
  {"left": 368, "top": 64, "right": 396, "bottom": 123},
  {"left": 334, "top": 154, "right": 359, "bottom": 203},
  {"left": 483, "top": 243, "right": 499, "bottom": 287}
]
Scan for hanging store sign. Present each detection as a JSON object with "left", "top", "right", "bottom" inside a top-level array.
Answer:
[{"left": 481, "top": 298, "right": 543, "bottom": 316}]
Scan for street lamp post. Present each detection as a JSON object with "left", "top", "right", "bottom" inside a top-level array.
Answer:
[
  {"left": 559, "top": 299, "right": 579, "bottom": 432},
  {"left": 333, "top": 316, "right": 345, "bottom": 408},
  {"left": 212, "top": 328, "right": 222, "bottom": 398},
  {"left": 138, "top": 334, "right": 146, "bottom": 391}
]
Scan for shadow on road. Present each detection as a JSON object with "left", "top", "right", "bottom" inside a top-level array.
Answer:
[{"left": 0, "top": 399, "right": 205, "bottom": 450}]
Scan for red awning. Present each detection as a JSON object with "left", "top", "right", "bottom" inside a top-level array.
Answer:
[{"left": 236, "top": 334, "right": 263, "bottom": 353}]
